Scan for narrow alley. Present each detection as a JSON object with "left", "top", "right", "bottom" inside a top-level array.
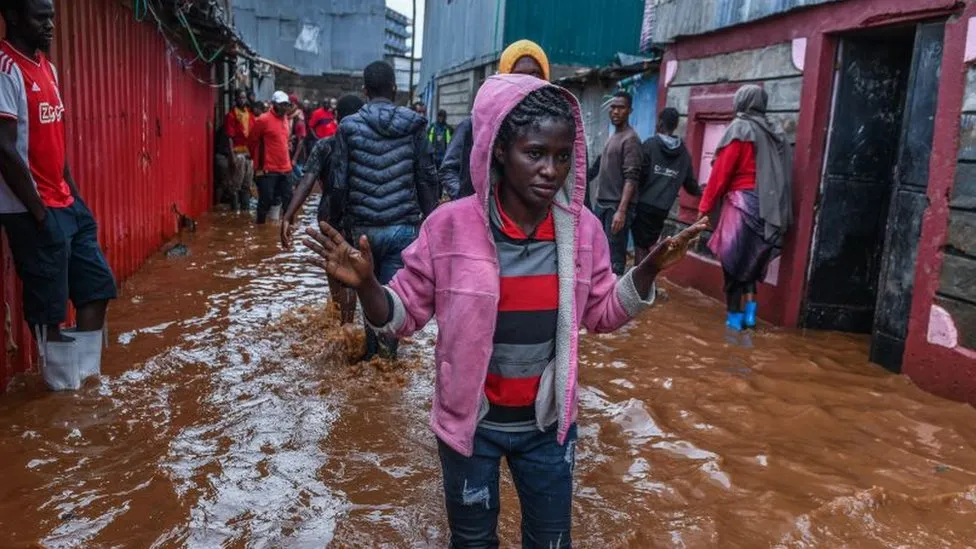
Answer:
[{"left": 1, "top": 204, "right": 974, "bottom": 548}]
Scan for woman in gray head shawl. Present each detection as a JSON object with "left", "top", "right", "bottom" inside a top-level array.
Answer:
[{"left": 697, "top": 85, "right": 793, "bottom": 331}]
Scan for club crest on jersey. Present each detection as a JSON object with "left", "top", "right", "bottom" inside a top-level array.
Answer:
[{"left": 39, "top": 102, "right": 64, "bottom": 124}]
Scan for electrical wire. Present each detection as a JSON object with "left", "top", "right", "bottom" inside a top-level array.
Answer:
[
  {"left": 140, "top": 0, "right": 227, "bottom": 66},
  {"left": 139, "top": 0, "right": 236, "bottom": 88},
  {"left": 175, "top": 8, "right": 225, "bottom": 64}
]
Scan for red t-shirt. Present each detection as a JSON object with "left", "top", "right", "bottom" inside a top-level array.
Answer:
[
  {"left": 249, "top": 111, "right": 293, "bottom": 174},
  {"left": 699, "top": 139, "right": 756, "bottom": 214},
  {"left": 307, "top": 107, "right": 336, "bottom": 140},
  {"left": 0, "top": 41, "right": 73, "bottom": 212}
]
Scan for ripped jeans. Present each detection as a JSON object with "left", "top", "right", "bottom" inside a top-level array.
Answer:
[{"left": 438, "top": 424, "right": 577, "bottom": 548}]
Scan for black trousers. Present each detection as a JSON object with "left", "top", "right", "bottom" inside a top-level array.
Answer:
[
  {"left": 724, "top": 270, "right": 757, "bottom": 313},
  {"left": 256, "top": 172, "right": 292, "bottom": 224}
]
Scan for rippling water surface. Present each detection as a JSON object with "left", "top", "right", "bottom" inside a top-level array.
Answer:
[{"left": 1, "top": 204, "right": 974, "bottom": 548}]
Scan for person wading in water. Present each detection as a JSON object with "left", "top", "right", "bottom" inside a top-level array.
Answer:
[
  {"left": 698, "top": 84, "right": 793, "bottom": 331},
  {"left": 440, "top": 39, "right": 550, "bottom": 201},
  {"left": 281, "top": 94, "right": 364, "bottom": 324},
  {"left": 304, "top": 74, "right": 707, "bottom": 547}
]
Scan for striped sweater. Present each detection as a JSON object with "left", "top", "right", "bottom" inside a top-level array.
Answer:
[{"left": 481, "top": 193, "right": 558, "bottom": 432}]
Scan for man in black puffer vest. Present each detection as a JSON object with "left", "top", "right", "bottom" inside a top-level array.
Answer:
[{"left": 330, "top": 60, "right": 439, "bottom": 360}]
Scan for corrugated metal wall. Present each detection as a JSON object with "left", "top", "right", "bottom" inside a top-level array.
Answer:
[
  {"left": 564, "top": 74, "right": 659, "bottom": 164},
  {"left": 1, "top": 0, "right": 216, "bottom": 390},
  {"left": 651, "top": 0, "right": 845, "bottom": 44},
  {"left": 566, "top": 81, "right": 616, "bottom": 162},
  {"left": 418, "top": 0, "right": 506, "bottom": 94},
  {"left": 627, "top": 73, "right": 660, "bottom": 142},
  {"left": 504, "top": 0, "right": 644, "bottom": 67}
]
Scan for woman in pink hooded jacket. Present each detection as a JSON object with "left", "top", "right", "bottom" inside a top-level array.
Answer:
[{"left": 306, "top": 75, "right": 706, "bottom": 547}]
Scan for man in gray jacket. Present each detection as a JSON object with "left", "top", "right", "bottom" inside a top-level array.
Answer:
[{"left": 330, "top": 60, "right": 439, "bottom": 359}]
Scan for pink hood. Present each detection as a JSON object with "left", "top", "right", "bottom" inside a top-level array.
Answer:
[{"left": 469, "top": 74, "right": 589, "bottom": 219}]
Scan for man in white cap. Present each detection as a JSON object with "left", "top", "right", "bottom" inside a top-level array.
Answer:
[{"left": 249, "top": 91, "right": 294, "bottom": 224}]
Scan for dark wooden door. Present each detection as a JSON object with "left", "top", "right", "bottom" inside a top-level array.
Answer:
[
  {"left": 871, "top": 22, "right": 945, "bottom": 372},
  {"left": 802, "top": 36, "right": 914, "bottom": 331}
]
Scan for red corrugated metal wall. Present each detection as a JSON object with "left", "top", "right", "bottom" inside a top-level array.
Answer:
[{"left": 1, "top": 0, "right": 216, "bottom": 390}]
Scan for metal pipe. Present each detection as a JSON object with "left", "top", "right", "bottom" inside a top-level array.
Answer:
[{"left": 408, "top": 0, "right": 417, "bottom": 102}]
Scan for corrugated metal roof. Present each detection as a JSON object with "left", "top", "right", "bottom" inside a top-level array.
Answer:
[
  {"left": 419, "top": 0, "right": 506, "bottom": 90},
  {"left": 231, "top": 0, "right": 387, "bottom": 75},
  {"left": 651, "top": 0, "right": 847, "bottom": 43},
  {"left": 504, "top": 0, "right": 644, "bottom": 67}
]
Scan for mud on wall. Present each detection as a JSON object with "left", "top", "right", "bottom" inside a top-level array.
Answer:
[
  {"left": 1, "top": 0, "right": 216, "bottom": 390},
  {"left": 935, "top": 65, "right": 976, "bottom": 351}
]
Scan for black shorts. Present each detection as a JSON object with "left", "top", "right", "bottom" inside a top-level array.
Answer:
[
  {"left": 630, "top": 204, "right": 669, "bottom": 249},
  {"left": 1, "top": 200, "right": 117, "bottom": 326}
]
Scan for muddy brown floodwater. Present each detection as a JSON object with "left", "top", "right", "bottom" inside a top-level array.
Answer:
[{"left": 1, "top": 203, "right": 975, "bottom": 548}]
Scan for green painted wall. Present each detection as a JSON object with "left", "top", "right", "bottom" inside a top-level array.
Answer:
[{"left": 503, "top": 0, "right": 644, "bottom": 67}]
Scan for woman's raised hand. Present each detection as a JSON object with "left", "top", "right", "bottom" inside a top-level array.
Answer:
[{"left": 303, "top": 221, "right": 375, "bottom": 290}]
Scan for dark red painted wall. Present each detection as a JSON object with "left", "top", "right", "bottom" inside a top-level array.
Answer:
[
  {"left": 903, "top": 1, "right": 976, "bottom": 405},
  {"left": 657, "top": 0, "right": 976, "bottom": 403},
  {"left": 0, "top": 0, "right": 216, "bottom": 390}
]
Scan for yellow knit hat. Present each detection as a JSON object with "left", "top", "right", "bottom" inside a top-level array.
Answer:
[{"left": 498, "top": 39, "right": 551, "bottom": 82}]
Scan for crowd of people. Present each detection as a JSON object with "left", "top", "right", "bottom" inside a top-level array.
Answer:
[{"left": 0, "top": 0, "right": 793, "bottom": 543}]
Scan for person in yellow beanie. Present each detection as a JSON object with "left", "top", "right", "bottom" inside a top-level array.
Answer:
[
  {"left": 497, "top": 39, "right": 550, "bottom": 81},
  {"left": 440, "top": 40, "right": 551, "bottom": 199}
]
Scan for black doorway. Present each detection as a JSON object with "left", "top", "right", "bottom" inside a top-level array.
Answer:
[{"left": 803, "top": 22, "right": 945, "bottom": 372}]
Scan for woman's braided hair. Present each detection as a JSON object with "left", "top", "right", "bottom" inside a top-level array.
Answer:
[{"left": 495, "top": 86, "right": 576, "bottom": 153}]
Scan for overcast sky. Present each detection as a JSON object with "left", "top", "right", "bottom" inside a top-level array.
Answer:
[{"left": 386, "top": 0, "right": 425, "bottom": 55}]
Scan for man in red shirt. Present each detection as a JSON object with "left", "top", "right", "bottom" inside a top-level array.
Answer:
[
  {"left": 249, "top": 91, "right": 294, "bottom": 224},
  {"left": 220, "top": 89, "right": 255, "bottom": 211},
  {"left": 0, "top": 0, "right": 117, "bottom": 390},
  {"left": 307, "top": 98, "right": 338, "bottom": 140}
]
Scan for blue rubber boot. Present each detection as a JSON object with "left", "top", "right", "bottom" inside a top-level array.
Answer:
[
  {"left": 726, "top": 312, "right": 745, "bottom": 332},
  {"left": 744, "top": 301, "right": 758, "bottom": 329}
]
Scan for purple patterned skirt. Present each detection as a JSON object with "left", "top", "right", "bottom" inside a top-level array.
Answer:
[{"left": 707, "top": 190, "right": 781, "bottom": 284}]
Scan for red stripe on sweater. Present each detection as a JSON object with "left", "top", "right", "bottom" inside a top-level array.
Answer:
[
  {"left": 498, "top": 274, "right": 558, "bottom": 312},
  {"left": 484, "top": 373, "right": 542, "bottom": 407}
]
